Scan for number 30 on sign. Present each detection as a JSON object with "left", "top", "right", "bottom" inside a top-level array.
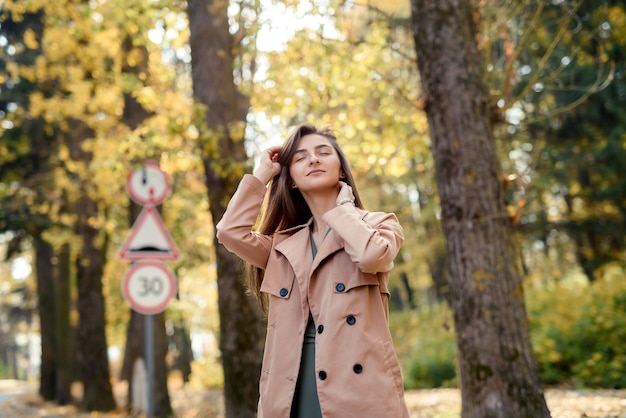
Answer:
[{"left": 122, "top": 261, "right": 177, "bottom": 315}]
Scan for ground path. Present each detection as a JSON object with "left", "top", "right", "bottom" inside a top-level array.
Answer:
[{"left": 1, "top": 380, "right": 625, "bottom": 417}]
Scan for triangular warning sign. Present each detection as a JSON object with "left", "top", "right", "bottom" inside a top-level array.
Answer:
[{"left": 119, "top": 206, "right": 179, "bottom": 261}]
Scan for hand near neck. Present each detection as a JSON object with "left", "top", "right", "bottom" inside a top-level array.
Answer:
[{"left": 304, "top": 181, "right": 356, "bottom": 236}]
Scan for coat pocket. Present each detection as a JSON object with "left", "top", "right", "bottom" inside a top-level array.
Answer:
[
  {"left": 260, "top": 263, "right": 296, "bottom": 299},
  {"left": 332, "top": 271, "right": 379, "bottom": 293},
  {"left": 332, "top": 268, "right": 391, "bottom": 297}
]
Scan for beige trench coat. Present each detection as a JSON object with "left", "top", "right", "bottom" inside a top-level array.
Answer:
[{"left": 216, "top": 175, "right": 409, "bottom": 418}]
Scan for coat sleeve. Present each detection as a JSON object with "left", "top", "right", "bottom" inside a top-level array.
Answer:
[
  {"left": 323, "top": 205, "right": 404, "bottom": 274},
  {"left": 215, "top": 174, "right": 273, "bottom": 269}
]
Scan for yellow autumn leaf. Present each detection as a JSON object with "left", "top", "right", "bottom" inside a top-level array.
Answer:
[
  {"left": 23, "top": 28, "right": 39, "bottom": 49},
  {"left": 28, "top": 92, "right": 45, "bottom": 117}
]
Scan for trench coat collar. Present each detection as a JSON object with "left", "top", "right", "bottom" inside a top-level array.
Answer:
[
  {"left": 274, "top": 206, "right": 371, "bottom": 275},
  {"left": 274, "top": 217, "right": 345, "bottom": 276}
]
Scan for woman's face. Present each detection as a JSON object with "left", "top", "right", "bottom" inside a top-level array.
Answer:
[{"left": 289, "top": 133, "right": 342, "bottom": 194}]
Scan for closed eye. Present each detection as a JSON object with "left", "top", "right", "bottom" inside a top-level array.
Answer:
[{"left": 293, "top": 151, "right": 306, "bottom": 163}]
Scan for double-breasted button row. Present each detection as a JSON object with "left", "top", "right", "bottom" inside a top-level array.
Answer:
[
  {"left": 318, "top": 364, "right": 364, "bottom": 381},
  {"left": 312, "top": 302, "right": 359, "bottom": 382},
  {"left": 279, "top": 280, "right": 350, "bottom": 296},
  {"left": 315, "top": 315, "right": 355, "bottom": 336},
  {"left": 317, "top": 315, "right": 356, "bottom": 340}
]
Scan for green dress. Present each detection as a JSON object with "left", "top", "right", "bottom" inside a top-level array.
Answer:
[{"left": 290, "top": 231, "right": 325, "bottom": 418}]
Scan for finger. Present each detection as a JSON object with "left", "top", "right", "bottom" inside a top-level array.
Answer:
[{"left": 266, "top": 146, "right": 281, "bottom": 162}]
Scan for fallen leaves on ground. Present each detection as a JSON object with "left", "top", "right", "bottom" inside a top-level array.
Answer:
[{"left": 2, "top": 387, "right": 626, "bottom": 417}]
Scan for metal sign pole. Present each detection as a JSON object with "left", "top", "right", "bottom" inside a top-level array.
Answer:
[
  {"left": 121, "top": 163, "right": 179, "bottom": 418},
  {"left": 145, "top": 313, "right": 154, "bottom": 418}
]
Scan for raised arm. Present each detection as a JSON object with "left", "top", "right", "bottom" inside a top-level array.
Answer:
[{"left": 216, "top": 146, "right": 282, "bottom": 268}]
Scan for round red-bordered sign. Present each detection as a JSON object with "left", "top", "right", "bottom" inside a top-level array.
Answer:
[
  {"left": 122, "top": 261, "right": 177, "bottom": 315},
  {"left": 126, "top": 161, "right": 171, "bottom": 206}
]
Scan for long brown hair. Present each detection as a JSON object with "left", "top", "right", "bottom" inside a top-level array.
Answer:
[{"left": 246, "top": 123, "right": 364, "bottom": 313}]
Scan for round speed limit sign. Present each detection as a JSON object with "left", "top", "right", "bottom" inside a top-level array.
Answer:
[{"left": 122, "top": 261, "right": 177, "bottom": 315}]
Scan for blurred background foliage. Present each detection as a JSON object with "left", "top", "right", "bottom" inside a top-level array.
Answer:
[
  {"left": 0, "top": 0, "right": 624, "bottom": 394},
  {"left": 392, "top": 265, "right": 626, "bottom": 390}
]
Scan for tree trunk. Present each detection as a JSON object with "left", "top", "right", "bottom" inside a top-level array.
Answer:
[
  {"left": 187, "top": 1, "right": 265, "bottom": 416},
  {"left": 55, "top": 242, "right": 72, "bottom": 404},
  {"left": 171, "top": 314, "right": 193, "bottom": 383},
  {"left": 71, "top": 118, "right": 115, "bottom": 411},
  {"left": 75, "top": 191, "right": 116, "bottom": 411},
  {"left": 410, "top": 1, "right": 551, "bottom": 417},
  {"left": 35, "top": 236, "right": 55, "bottom": 400}
]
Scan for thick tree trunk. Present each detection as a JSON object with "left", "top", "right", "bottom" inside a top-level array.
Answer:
[
  {"left": 71, "top": 119, "right": 115, "bottom": 411},
  {"left": 75, "top": 192, "right": 116, "bottom": 411},
  {"left": 410, "top": 1, "right": 550, "bottom": 417},
  {"left": 187, "top": 1, "right": 265, "bottom": 416},
  {"left": 35, "top": 236, "right": 55, "bottom": 400},
  {"left": 55, "top": 242, "right": 72, "bottom": 404}
]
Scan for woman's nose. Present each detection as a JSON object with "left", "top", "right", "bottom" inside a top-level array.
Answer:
[{"left": 309, "top": 154, "right": 320, "bottom": 164}]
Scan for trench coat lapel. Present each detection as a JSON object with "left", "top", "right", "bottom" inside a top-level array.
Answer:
[
  {"left": 274, "top": 224, "right": 345, "bottom": 280},
  {"left": 310, "top": 229, "right": 343, "bottom": 273},
  {"left": 275, "top": 225, "right": 313, "bottom": 283}
]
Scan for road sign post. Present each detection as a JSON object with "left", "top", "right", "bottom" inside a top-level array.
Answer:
[{"left": 120, "top": 162, "right": 179, "bottom": 418}]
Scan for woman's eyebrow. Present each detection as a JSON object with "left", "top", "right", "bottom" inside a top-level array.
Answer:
[{"left": 294, "top": 144, "right": 332, "bottom": 154}]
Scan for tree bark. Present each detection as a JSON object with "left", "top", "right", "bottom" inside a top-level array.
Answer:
[
  {"left": 170, "top": 314, "right": 193, "bottom": 383},
  {"left": 410, "top": 1, "right": 551, "bottom": 417},
  {"left": 55, "top": 242, "right": 72, "bottom": 404},
  {"left": 71, "top": 120, "right": 116, "bottom": 411},
  {"left": 35, "top": 236, "right": 55, "bottom": 400},
  {"left": 187, "top": 1, "right": 265, "bottom": 416},
  {"left": 75, "top": 191, "right": 116, "bottom": 411}
]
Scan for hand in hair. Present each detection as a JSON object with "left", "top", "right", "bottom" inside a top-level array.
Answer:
[{"left": 254, "top": 146, "right": 282, "bottom": 185}]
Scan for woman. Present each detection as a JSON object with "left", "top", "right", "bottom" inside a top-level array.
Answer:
[{"left": 216, "top": 123, "right": 409, "bottom": 418}]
